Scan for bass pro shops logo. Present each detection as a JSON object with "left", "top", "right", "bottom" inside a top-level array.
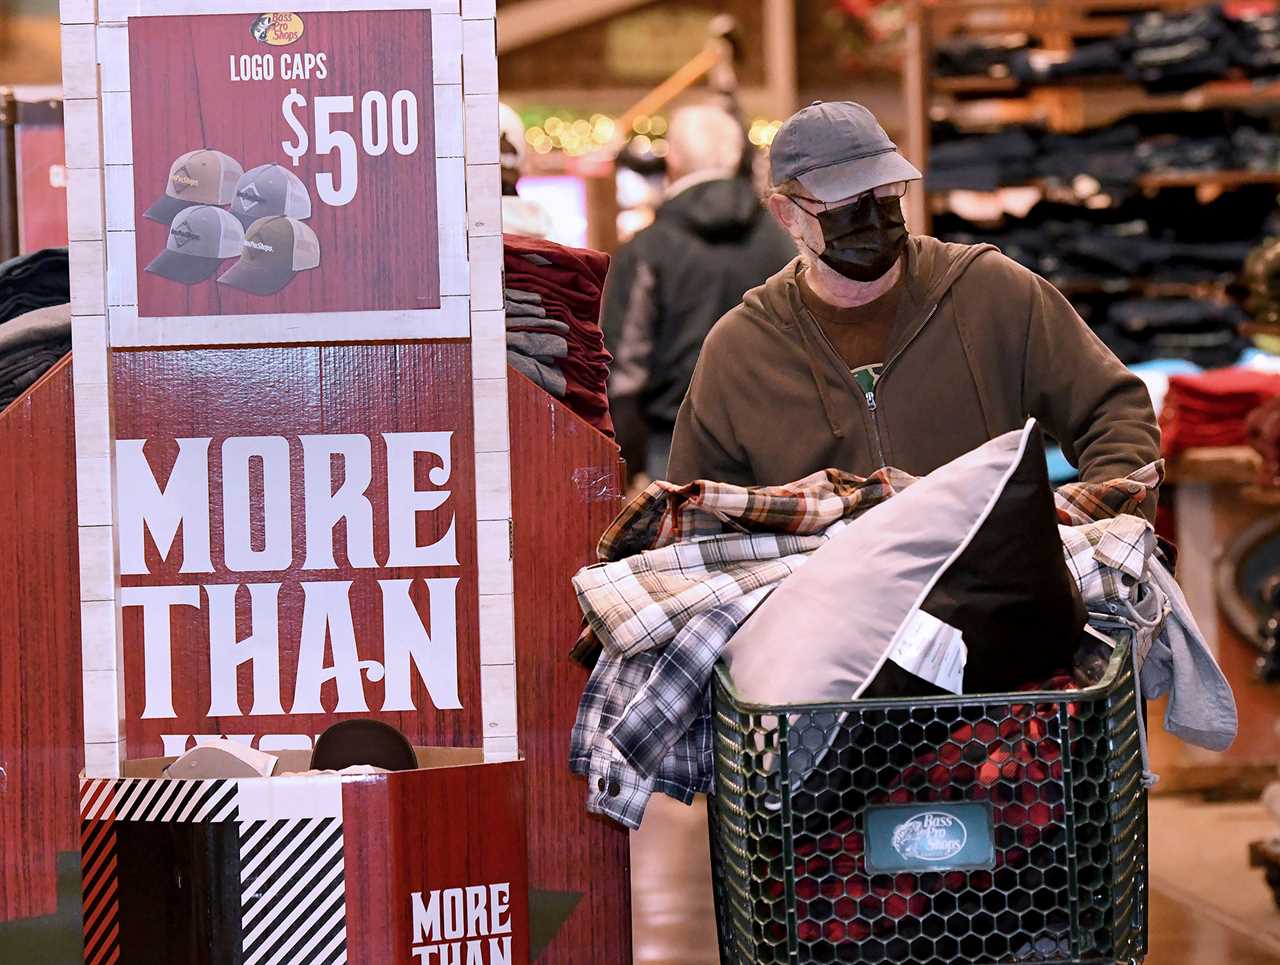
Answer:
[
  {"left": 891, "top": 811, "right": 968, "bottom": 863},
  {"left": 170, "top": 223, "right": 200, "bottom": 249},
  {"left": 251, "top": 13, "right": 304, "bottom": 46}
]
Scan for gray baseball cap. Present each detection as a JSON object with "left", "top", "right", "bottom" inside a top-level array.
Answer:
[
  {"left": 230, "top": 164, "right": 313, "bottom": 229},
  {"left": 145, "top": 204, "right": 245, "bottom": 284},
  {"left": 770, "top": 101, "right": 921, "bottom": 202}
]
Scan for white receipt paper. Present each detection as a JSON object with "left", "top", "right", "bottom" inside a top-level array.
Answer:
[{"left": 887, "top": 608, "right": 968, "bottom": 694}]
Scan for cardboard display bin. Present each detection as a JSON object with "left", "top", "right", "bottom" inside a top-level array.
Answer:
[{"left": 80, "top": 749, "right": 529, "bottom": 965}]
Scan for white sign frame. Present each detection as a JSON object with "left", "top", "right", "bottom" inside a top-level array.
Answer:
[{"left": 63, "top": 0, "right": 515, "bottom": 777}]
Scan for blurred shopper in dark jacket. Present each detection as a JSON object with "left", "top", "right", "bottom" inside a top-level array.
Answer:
[{"left": 602, "top": 104, "right": 794, "bottom": 480}]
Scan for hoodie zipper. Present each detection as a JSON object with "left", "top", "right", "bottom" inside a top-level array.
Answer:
[
  {"left": 862, "top": 303, "right": 938, "bottom": 468},
  {"left": 863, "top": 388, "right": 885, "bottom": 467}
]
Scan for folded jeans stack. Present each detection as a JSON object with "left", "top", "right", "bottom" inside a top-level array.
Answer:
[
  {"left": 1009, "top": 39, "right": 1127, "bottom": 85},
  {"left": 1234, "top": 12, "right": 1280, "bottom": 77},
  {"left": 502, "top": 234, "right": 615, "bottom": 438},
  {"left": 1160, "top": 368, "right": 1280, "bottom": 457},
  {"left": 1126, "top": 6, "right": 1235, "bottom": 92},
  {"left": 925, "top": 128, "right": 1038, "bottom": 192},
  {"left": 931, "top": 124, "right": 1280, "bottom": 194},
  {"left": 1093, "top": 298, "right": 1247, "bottom": 369},
  {"left": 933, "top": 35, "right": 1030, "bottom": 78}
]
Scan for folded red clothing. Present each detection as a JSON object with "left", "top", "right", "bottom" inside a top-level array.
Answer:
[
  {"left": 502, "top": 236, "right": 615, "bottom": 438},
  {"left": 503, "top": 232, "right": 610, "bottom": 288},
  {"left": 1164, "top": 368, "right": 1280, "bottom": 402}
]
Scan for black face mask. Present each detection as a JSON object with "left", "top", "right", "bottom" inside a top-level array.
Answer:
[{"left": 809, "top": 193, "right": 908, "bottom": 282}]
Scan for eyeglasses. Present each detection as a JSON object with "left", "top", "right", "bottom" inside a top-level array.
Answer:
[{"left": 788, "top": 181, "right": 908, "bottom": 215}]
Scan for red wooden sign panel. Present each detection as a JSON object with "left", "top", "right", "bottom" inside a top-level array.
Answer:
[
  {"left": 127, "top": 10, "right": 440, "bottom": 318},
  {"left": 111, "top": 342, "right": 482, "bottom": 759},
  {"left": 342, "top": 762, "right": 530, "bottom": 964},
  {"left": 0, "top": 360, "right": 82, "bottom": 923},
  {"left": 508, "top": 374, "right": 632, "bottom": 963}
]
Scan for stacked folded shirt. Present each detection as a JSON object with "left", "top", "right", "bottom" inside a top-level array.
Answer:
[
  {"left": 1160, "top": 368, "right": 1280, "bottom": 457},
  {"left": 0, "top": 247, "right": 69, "bottom": 322},
  {"left": 502, "top": 234, "right": 615, "bottom": 438},
  {"left": 0, "top": 302, "right": 71, "bottom": 411}
]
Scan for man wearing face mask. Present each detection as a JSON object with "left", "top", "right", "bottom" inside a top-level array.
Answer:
[{"left": 666, "top": 101, "right": 1160, "bottom": 496}]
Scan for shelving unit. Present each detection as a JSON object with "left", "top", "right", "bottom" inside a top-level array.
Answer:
[{"left": 902, "top": 0, "right": 1280, "bottom": 230}]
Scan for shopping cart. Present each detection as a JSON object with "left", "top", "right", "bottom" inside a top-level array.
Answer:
[{"left": 708, "top": 620, "right": 1148, "bottom": 965}]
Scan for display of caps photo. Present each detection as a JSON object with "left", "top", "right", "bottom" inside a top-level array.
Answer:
[
  {"left": 217, "top": 215, "right": 321, "bottom": 295},
  {"left": 144, "top": 205, "right": 246, "bottom": 284},
  {"left": 144, "top": 149, "right": 245, "bottom": 224},
  {"left": 230, "top": 164, "right": 313, "bottom": 230}
]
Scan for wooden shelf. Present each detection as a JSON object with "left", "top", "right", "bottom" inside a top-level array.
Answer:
[
  {"left": 1137, "top": 170, "right": 1280, "bottom": 190},
  {"left": 934, "top": 76, "right": 1022, "bottom": 94},
  {"left": 1057, "top": 280, "right": 1232, "bottom": 298},
  {"left": 1166, "top": 446, "right": 1262, "bottom": 486},
  {"left": 926, "top": 171, "right": 1280, "bottom": 197}
]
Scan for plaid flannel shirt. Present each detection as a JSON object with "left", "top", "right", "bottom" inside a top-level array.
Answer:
[{"left": 571, "top": 461, "right": 1165, "bottom": 829}]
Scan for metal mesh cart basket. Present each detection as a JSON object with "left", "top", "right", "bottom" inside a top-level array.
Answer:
[{"left": 709, "top": 623, "right": 1148, "bottom": 965}]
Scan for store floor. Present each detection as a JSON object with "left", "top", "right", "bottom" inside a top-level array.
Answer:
[{"left": 631, "top": 789, "right": 1280, "bottom": 964}]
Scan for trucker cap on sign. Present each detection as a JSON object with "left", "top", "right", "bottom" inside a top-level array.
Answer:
[
  {"left": 144, "top": 205, "right": 246, "bottom": 284},
  {"left": 230, "top": 164, "right": 313, "bottom": 229},
  {"left": 144, "top": 149, "right": 245, "bottom": 224},
  {"left": 217, "top": 215, "right": 320, "bottom": 295},
  {"left": 769, "top": 101, "right": 921, "bottom": 203}
]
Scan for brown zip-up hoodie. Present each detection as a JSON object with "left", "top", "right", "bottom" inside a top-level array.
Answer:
[{"left": 667, "top": 236, "right": 1161, "bottom": 507}]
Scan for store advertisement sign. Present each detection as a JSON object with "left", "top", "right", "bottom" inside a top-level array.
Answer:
[
  {"left": 112, "top": 344, "right": 482, "bottom": 758},
  {"left": 127, "top": 10, "right": 440, "bottom": 318}
]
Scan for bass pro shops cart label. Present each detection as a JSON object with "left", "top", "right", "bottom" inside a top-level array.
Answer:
[
  {"left": 127, "top": 10, "right": 440, "bottom": 318},
  {"left": 865, "top": 802, "right": 996, "bottom": 873}
]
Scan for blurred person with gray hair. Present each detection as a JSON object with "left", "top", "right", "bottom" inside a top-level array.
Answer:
[{"left": 602, "top": 103, "right": 794, "bottom": 481}]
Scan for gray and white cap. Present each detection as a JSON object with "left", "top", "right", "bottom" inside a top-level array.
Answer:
[
  {"left": 230, "top": 164, "right": 313, "bottom": 229},
  {"left": 144, "top": 204, "right": 246, "bottom": 284},
  {"left": 769, "top": 101, "right": 922, "bottom": 203}
]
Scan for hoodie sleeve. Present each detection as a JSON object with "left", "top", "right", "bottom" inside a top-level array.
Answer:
[
  {"left": 666, "top": 336, "right": 754, "bottom": 486},
  {"left": 1022, "top": 273, "right": 1162, "bottom": 506}
]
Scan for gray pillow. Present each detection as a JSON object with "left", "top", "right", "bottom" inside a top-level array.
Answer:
[{"left": 725, "top": 419, "right": 1085, "bottom": 704}]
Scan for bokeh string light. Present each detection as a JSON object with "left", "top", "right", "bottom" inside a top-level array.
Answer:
[{"left": 522, "top": 110, "right": 784, "bottom": 158}]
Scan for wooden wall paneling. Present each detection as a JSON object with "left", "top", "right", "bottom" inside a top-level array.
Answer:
[
  {"left": 508, "top": 372, "right": 631, "bottom": 963},
  {"left": 0, "top": 358, "right": 84, "bottom": 922}
]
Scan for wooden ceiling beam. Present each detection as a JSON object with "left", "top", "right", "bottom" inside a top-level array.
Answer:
[{"left": 496, "top": 0, "right": 660, "bottom": 54}]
